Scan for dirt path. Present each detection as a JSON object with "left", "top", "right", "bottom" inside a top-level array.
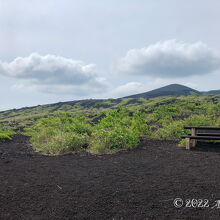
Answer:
[{"left": 1, "top": 135, "right": 220, "bottom": 220}]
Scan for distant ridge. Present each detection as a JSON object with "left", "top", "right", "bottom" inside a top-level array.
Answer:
[
  {"left": 202, "top": 89, "right": 220, "bottom": 95},
  {"left": 0, "top": 84, "right": 219, "bottom": 113},
  {"left": 123, "top": 84, "right": 200, "bottom": 99}
]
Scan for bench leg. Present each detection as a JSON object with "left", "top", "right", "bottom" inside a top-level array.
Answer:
[
  {"left": 192, "top": 140, "right": 197, "bottom": 147},
  {"left": 191, "top": 128, "right": 197, "bottom": 147},
  {"left": 186, "top": 138, "right": 191, "bottom": 150}
]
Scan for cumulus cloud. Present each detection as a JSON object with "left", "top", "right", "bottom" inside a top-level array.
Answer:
[
  {"left": 118, "top": 40, "right": 220, "bottom": 78},
  {"left": 0, "top": 53, "right": 107, "bottom": 95},
  {"left": 109, "top": 82, "right": 147, "bottom": 98}
]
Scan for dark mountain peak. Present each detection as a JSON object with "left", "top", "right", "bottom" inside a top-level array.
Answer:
[
  {"left": 123, "top": 84, "right": 199, "bottom": 99},
  {"left": 150, "top": 84, "right": 198, "bottom": 92}
]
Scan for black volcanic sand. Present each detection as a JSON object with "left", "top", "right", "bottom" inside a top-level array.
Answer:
[{"left": 1, "top": 135, "right": 220, "bottom": 220}]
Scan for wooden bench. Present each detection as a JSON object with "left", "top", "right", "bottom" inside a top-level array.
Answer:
[{"left": 181, "top": 126, "right": 220, "bottom": 150}]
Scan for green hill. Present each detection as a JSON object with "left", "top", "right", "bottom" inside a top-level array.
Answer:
[
  {"left": 123, "top": 84, "right": 200, "bottom": 98},
  {"left": 1, "top": 84, "right": 220, "bottom": 126},
  {"left": 0, "top": 93, "right": 219, "bottom": 129}
]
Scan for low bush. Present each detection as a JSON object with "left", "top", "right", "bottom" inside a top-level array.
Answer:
[
  {"left": 0, "top": 124, "right": 15, "bottom": 141},
  {"left": 153, "top": 120, "right": 186, "bottom": 140},
  {"left": 25, "top": 113, "right": 91, "bottom": 154},
  {"left": 35, "top": 132, "right": 89, "bottom": 154},
  {"left": 0, "top": 133, "right": 12, "bottom": 140},
  {"left": 154, "top": 114, "right": 216, "bottom": 141},
  {"left": 89, "top": 108, "right": 149, "bottom": 154}
]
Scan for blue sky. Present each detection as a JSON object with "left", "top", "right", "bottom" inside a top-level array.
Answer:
[{"left": 0, "top": 0, "right": 220, "bottom": 110}]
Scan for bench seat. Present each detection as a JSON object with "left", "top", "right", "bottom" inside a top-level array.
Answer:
[
  {"left": 182, "top": 135, "right": 220, "bottom": 140},
  {"left": 188, "top": 133, "right": 220, "bottom": 137},
  {"left": 184, "top": 126, "right": 220, "bottom": 130},
  {"left": 183, "top": 126, "right": 220, "bottom": 150}
]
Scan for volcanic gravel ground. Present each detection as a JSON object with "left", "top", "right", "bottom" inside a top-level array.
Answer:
[{"left": 1, "top": 135, "right": 220, "bottom": 220}]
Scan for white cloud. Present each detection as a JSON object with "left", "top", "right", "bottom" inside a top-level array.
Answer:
[
  {"left": 109, "top": 82, "right": 147, "bottom": 98},
  {"left": 118, "top": 40, "right": 220, "bottom": 78},
  {"left": 0, "top": 53, "right": 107, "bottom": 96}
]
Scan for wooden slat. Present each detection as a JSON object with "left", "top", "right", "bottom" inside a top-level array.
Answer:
[
  {"left": 181, "top": 135, "right": 220, "bottom": 140},
  {"left": 188, "top": 133, "right": 220, "bottom": 137},
  {"left": 184, "top": 126, "right": 220, "bottom": 130}
]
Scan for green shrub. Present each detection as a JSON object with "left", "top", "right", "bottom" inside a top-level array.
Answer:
[
  {"left": 90, "top": 127, "right": 140, "bottom": 154},
  {"left": 0, "top": 124, "right": 15, "bottom": 141},
  {"left": 25, "top": 114, "right": 92, "bottom": 154},
  {"left": 34, "top": 132, "right": 89, "bottom": 154},
  {"left": 153, "top": 120, "right": 186, "bottom": 140},
  {"left": 89, "top": 108, "right": 148, "bottom": 154},
  {"left": 184, "top": 115, "right": 215, "bottom": 127},
  {"left": 154, "top": 115, "right": 216, "bottom": 140},
  {"left": 0, "top": 133, "right": 12, "bottom": 140}
]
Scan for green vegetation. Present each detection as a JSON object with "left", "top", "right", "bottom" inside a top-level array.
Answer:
[
  {"left": 25, "top": 112, "right": 92, "bottom": 154},
  {"left": 89, "top": 109, "right": 149, "bottom": 154},
  {"left": 0, "top": 124, "right": 15, "bottom": 141},
  {"left": 1, "top": 94, "right": 220, "bottom": 154}
]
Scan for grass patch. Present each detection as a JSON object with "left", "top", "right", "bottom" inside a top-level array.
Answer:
[
  {"left": 89, "top": 109, "right": 148, "bottom": 154},
  {"left": 0, "top": 124, "right": 15, "bottom": 141},
  {"left": 24, "top": 112, "right": 91, "bottom": 154}
]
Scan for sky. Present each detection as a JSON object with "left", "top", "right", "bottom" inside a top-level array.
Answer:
[{"left": 0, "top": 0, "right": 220, "bottom": 110}]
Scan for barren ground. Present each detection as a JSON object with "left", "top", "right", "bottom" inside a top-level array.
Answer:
[{"left": 1, "top": 135, "right": 220, "bottom": 220}]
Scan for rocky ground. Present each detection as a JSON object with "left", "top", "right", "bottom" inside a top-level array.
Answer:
[{"left": 1, "top": 135, "right": 220, "bottom": 220}]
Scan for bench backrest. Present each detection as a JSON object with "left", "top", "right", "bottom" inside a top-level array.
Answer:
[{"left": 197, "top": 129, "right": 220, "bottom": 134}]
